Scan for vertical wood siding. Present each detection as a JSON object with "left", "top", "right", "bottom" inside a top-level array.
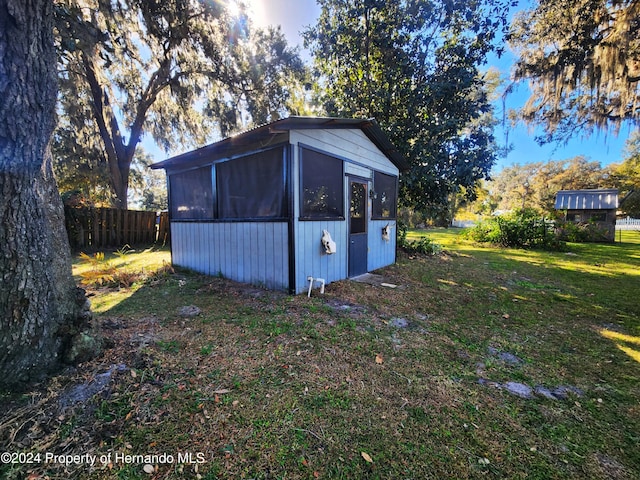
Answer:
[
  {"left": 294, "top": 219, "right": 348, "bottom": 293},
  {"left": 368, "top": 219, "right": 397, "bottom": 271},
  {"left": 291, "top": 138, "right": 349, "bottom": 294},
  {"left": 170, "top": 222, "right": 289, "bottom": 290},
  {"left": 290, "top": 128, "right": 400, "bottom": 294}
]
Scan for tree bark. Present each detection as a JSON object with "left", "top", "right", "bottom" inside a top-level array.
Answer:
[{"left": 0, "top": 0, "right": 93, "bottom": 387}]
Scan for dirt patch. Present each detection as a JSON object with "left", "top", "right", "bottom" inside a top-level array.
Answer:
[{"left": 350, "top": 273, "right": 402, "bottom": 289}]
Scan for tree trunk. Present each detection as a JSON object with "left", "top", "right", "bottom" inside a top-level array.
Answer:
[
  {"left": 0, "top": 0, "right": 94, "bottom": 387},
  {"left": 112, "top": 156, "right": 131, "bottom": 209}
]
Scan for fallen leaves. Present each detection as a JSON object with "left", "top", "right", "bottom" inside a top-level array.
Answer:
[
  {"left": 213, "top": 388, "right": 231, "bottom": 394},
  {"left": 361, "top": 451, "right": 374, "bottom": 463}
]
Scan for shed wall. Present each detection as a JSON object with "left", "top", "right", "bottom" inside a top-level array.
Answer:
[
  {"left": 168, "top": 127, "right": 401, "bottom": 295},
  {"left": 290, "top": 129, "right": 398, "bottom": 176},
  {"left": 290, "top": 128, "right": 399, "bottom": 294},
  {"left": 368, "top": 219, "right": 397, "bottom": 271},
  {"left": 171, "top": 222, "right": 289, "bottom": 290},
  {"left": 565, "top": 209, "right": 617, "bottom": 242},
  {"left": 294, "top": 219, "right": 348, "bottom": 293}
]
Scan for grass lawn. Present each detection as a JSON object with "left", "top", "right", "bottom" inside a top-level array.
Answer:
[{"left": 1, "top": 231, "right": 639, "bottom": 479}]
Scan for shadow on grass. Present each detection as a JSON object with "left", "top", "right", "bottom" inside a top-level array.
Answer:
[{"left": 600, "top": 329, "right": 640, "bottom": 364}]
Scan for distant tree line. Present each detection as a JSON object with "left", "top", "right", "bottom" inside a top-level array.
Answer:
[{"left": 466, "top": 140, "right": 640, "bottom": 219}]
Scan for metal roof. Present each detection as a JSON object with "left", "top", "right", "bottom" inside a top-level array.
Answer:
[
  {"left": 554, "top": 189, "right": 619, "bottom": 210},
  {"left": 150, "top": 116, "right": 409, "bottom": 172}
]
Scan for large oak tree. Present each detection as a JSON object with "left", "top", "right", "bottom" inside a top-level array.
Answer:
[
  {"left": 488, "top": 156, "right": 607, "bottom": 213},
  {"left": 1, "top": 0, "right": 90, "bottom": 387},
  {"left": 508, "top": 0, "right": 640, "bottom": 142},
  {"left": 55, "top": 0, "right": 307, "bottom": 208},
  {"left": 610, "top": 131, "right": 640, "bottom": 216}
]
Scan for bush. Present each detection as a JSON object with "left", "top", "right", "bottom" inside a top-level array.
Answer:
[
  {"left": 462, "top": 209, "right": 564, "bottom": 250},
  {"left": 555, "top": 220, "right": 612, "bottom": 242},
  {"left": 397, "top": 222, "right": 443, "bottom": 255}
]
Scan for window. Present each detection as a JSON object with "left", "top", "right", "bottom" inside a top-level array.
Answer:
[
  {"left": 590, "top": 212, "right": 606, "bottom": 222},
  {"left": 300, "top": 148, "right": 344, "bottom": 219},
  {"left": 372, "top": 171, "right": 397, "bottom": 219},
  {"left": 350, "top": 181, "right": 367, "bottom": 234},
  {"left": 217, "top": 148, "right": 286, "bottom": 219},
  {"left": 170, "top": 166, "right": 214, "bottom": 220}
]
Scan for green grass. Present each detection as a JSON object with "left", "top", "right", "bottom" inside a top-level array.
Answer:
[
  {"left": 1, "top": 231, "right": 639, "bottom": 479},
  {"left": 73, "top": 246, "right": 171, "bottom": 312}
]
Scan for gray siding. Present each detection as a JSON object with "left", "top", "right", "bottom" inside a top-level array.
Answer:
[
  {"left": 368, "top": 219, "right": 397, "bottom": 272},
  {"left": 171, "top": 222, "right": 289, "bottom": 290},
  {"left": 290, "top": 129, "right": 399, "bottom": 176},
  {"left": 294, "top": 220, "right": 348, "bottom": 293},
  {"left": 290, "top": 129, "right": 399, "bottom": 294},
  {"left": 290, "top": 136, "right": 350, "bottom": 294}
]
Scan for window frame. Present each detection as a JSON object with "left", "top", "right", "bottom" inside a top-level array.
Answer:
[
  {"left": 371, "top": 170, "right": 398, "bottom": 220},
  {"left": 215, "top": 146, "right": 288, "bottom": 221},
  {"left": 299, "top": 146, "right": 345, "bottom": 221},
  {"left": 168, "top": 165, "right": 215, "bottom": 221}
]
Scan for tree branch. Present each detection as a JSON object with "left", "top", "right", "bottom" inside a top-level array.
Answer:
[{"left": 81, "top": 49, "right": 126, "bottom": 198}]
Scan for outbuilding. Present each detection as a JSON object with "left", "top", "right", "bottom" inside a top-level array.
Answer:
[
  {"left": 554, "top": 189, "right": 619, "bottom": 242},
  {"left": 151, "top": 116, "right": 408, "bottom": 294}
]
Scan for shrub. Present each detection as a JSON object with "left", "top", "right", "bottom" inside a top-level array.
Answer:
[
  {"left": 78, "top": 252, "right": 117, "bottom": 286},
  {"left": 462, "top": 209, "right": 564, "bottom": 250},
  {"left": 397, "top": 222, "right": 443, "bottom": 255},
  {"left": 555, "top": 220, "right": 611, "bottom": 242}
]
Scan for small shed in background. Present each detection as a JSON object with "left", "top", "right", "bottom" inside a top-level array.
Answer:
[
  {"left": 554, "top": 189, "right": 619, "bottom": 242},
  {"left": 151, "top": 116, "right": 408, "bottom": 294}
]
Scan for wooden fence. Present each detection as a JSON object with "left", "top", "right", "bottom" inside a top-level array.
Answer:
[
  {"left": 65, "top": 207, "right": 170, "bottom": 250},
  {"left": 616, "top": 217, "right": 640, "bottom": 230}
]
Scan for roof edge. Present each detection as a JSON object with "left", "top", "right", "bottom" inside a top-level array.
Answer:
[{"left": 151, "top": 116, "right": 409, "bottom": 172}]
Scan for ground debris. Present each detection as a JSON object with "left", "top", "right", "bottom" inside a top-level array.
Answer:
[
  {"left": 487, "top": 346, "right": 524, "bottom": 366},
  {"left": 178, "top": 305, "right": 202, "bottom": 317},
  {"left": 58, "top": 364, "right": 127, "bottom": 409},
  {"left": 478, "top": 377, "right": 584, "bottom": 401},
  {"left": 389, "top": 317, "right": 410, "bottom": 328}
]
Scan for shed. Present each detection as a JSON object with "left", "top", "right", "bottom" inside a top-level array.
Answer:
[
  {"left": 151, "top": 116, "right": 409, "bottom": 294},
  {"left": 554, "top": 189, "right": 619, "bottom": 242}
]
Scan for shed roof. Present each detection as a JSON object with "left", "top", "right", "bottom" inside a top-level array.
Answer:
[
  {"left": 554, "top": 189, "right": 619, "bottom": 210},
  {"left": 151, "top": 116, "right": 409, "bottom": 172}
]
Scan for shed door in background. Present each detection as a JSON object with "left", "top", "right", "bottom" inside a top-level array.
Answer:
[{"left": 348, "top": 179, "right": 368, "bottom": 277}]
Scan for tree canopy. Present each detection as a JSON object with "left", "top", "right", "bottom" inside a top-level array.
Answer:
[
  {"left": 609, "top": 131, "right": 640, "bottom": 216},
  {"left": 54, "top": 0, "right": 307, "bottom": 208},
  {"left": 305, "top": 0, "right": 513, "bottom": 221},
  {"left": 508, "top": 0, "right": 640, "bottom": 142},
  {"left": 488, "top": 157, "right": 608, "bottom": 214}
]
